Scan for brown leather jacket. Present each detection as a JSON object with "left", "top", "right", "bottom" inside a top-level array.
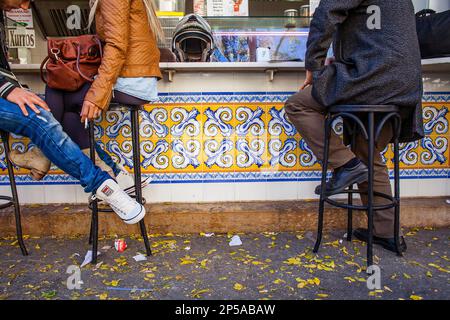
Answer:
[{"left": 84, "top": 0, "right": 162, "bottom": 110}]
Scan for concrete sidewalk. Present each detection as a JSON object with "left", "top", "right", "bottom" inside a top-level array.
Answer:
[
  {"left": 0, "top": 198, "right": 449, "bottom": 236},
  {"left": 0, "top": 227, "right": 448, "bottom": 300}
]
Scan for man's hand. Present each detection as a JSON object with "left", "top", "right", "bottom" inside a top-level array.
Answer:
[
  {"left": 300, "top": 70, "right": 313, "bottom": 90},
  {"left": 300, "top": 58, "right": 334, "bottom": 91},
  {"left": 7, "top": 87, "right": 50, "bottom": 116},
  {"left": 80, "top": 100, "right": 102, "bottom": 123}
]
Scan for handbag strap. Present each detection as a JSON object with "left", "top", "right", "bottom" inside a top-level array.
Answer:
[
  {"left": 76, "top": 36, "right": 103, "bottom": 82},
  {"left": 43, "top": 50, "right": 81, "bottom": 74},
  {"left": 40, "top": 56, "right": 50, "bottom": 84}
]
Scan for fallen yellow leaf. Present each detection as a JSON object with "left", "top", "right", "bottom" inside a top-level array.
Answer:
[
  {"left": 273, "top": 279, "right": 284, "bottom": 284},
  {"left": 233, "top": 283, "right": 245, "bottom": 291},
  {"left": 284, "top": 257, "right": 302, "bottom": 265},
  {"left": 180, "top": 256, "right": 196, "bottom": 265},
  {"left": 200, "top": 259, "right": 208, "bottom": 268},
  {"left": 98, "top": 293, "right": 108, "bottom": 300},
  {"left": 103, "top": 280, "right": 120, "bottom": 287},
  {"left": 191, "top": 289, "right": 210, "bottom": 298}
]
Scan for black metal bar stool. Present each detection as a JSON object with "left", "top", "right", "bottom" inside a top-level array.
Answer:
[
  {"left": 87, "top": 104, "right": 152, "bottom": 264},
  {"left": 0, "top": 130, "right": 28, "bottom": 256},
  {"left": 313, "top": 105, "right": 403, "bottom": 268}
]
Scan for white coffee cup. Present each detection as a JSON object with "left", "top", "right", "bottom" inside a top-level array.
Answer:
[{"left": 256, "top": 47, "right": 271, "bottom": 62}]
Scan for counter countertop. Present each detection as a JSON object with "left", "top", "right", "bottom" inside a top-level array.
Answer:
[{"left": 10, "top": 57, "right": 450, "bottom": 73}]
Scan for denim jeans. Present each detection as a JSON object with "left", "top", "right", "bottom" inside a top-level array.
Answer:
[
  {"left": 0, "top": 98, "right": 110, "bottom": 193},
  {"left": 94, "top": 143, "right": 121, "bottom": 176}
]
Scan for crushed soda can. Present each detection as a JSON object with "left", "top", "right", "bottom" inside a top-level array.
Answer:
[{"left": 114, "top": 239, "right": 127, "bottom": 252}]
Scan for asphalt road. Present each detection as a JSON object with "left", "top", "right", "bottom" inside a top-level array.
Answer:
[{"left": 0, "top": 227, "right": 448, "bottom": 300}]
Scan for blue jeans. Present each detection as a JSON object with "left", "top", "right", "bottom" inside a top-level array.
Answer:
[
  {"left": 0, "top": 98, "right": 111, "bottom": 193},
  {"left": 95, "top": 143, "right": 121, "bottom": 176}
]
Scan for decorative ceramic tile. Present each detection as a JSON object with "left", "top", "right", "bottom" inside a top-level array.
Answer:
[
  {"left": 1, "top": 92, "right": 449, "bottom": 190},
  {"left": 298, "top": 137, "right": 320, "bottom": 171},
  {"left": 418, "top": 136, "right": 449, "bottom": 168},
  {"left": 422, "top": 103, "right": 449, "bottom": 136},
  {"left": 398, "top": 141, "right": 421, "bottom": 169}
]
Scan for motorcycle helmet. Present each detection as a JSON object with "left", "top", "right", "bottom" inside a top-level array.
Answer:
[{"left": 172, "top": 14, "right": 215, "bottom": 62}]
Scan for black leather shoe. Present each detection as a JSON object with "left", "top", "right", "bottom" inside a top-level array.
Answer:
[
  {"left": 353, "top": 228, "right": 407, "bottom": 253},
  {"left": 314, "top": 161, "right": 368, "bottom": 196}
]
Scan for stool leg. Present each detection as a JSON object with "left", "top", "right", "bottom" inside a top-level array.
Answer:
[
  {"left": 130, "top": 109, "right": 152, "bottom": 256},
  {"left": 393, "top": 126, "right": 402, "bottom": 257},
  {"left": 367, "top": 113, "right": 375, "bottom": 269},
  {"left": 313, "top": 117, "right": 332, "bottom": 253},
  {"left": 88, "top": 215, "right": 94, "bottom": 245},
  {"left": 2, "top": 132, "right": 28, "bottom": 256},
  {"left": 347, "top": 126, "right": 357, "bottom": 242},
  {"left": 347, "top": 185, "right": 353, "bottom": 242},
  {"left": 89, "top": 122, "right": 98, "bottom": 264}
]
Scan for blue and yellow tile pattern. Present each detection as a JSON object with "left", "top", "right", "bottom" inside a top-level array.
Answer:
[{"left": 1, "top": 91, "right": 449, "bottom": 185}]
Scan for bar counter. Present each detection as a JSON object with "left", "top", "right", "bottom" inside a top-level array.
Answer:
[{"left": 1, "top": 59, "right": 449, "bottom": 204}]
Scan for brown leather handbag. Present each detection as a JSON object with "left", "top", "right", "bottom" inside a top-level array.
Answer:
[{"left": 40, "top": 35, "right": 103, "bottom": 92}]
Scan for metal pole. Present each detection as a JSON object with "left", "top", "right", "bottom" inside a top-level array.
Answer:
[
  {"left": 367, "top": 113, "right": 375, "bottom": 269},
  {"left": 1, "top": 132, "right": 28, "bottom": 256},
  {"left": 89, "top": 121, "right": 98, "bottom": 264},
  {"left": 313, "top": 116, "right": 332, "bottom": 253},
  {"left": 130, "top": 108, "right": 152, "bottom": 256},
  {"left": 393, "top": 118, "right": 402, "bottom": 256}
]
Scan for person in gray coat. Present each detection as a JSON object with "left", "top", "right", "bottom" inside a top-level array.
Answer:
[{"left": 285, "top": 0, "right": 424, "bottom": 253}]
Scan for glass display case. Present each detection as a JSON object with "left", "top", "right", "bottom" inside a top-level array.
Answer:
[
  {"left": 412, "top": 0, "right": 450, "bottom": 12},
  {"left": 205, "top": 17, "right": 311, "bottom": 62},
  {"left": 156, "top": 0, "right": 186, "bottom": 13}
]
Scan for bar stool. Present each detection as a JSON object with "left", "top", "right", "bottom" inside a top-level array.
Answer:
[
  {"left": 313, "top": 105, "right": 403, "bottom": 269},
  {"left": 0, "top": 130, "right": 28, "bottom": 256},
  {"left": 87, "top": 104, "right": 152, "bottom": 264}
]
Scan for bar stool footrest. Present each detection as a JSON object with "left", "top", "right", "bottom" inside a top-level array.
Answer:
[
  {"left": 88, "top": 197, "right": 147, "bottom": 212},
  {"left": 0, "top": 195, "right": 14, "bottom": 210},
  {"left": 324, "top": 190, "right": 397, "bottom": 211}
]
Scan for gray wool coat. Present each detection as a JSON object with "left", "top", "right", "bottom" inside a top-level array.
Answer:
[{"left": 306, "top": 0, "right": 424, "bottom": 143}]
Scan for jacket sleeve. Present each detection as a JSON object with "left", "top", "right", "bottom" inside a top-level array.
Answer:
[
  {"left": 84, "top": 0, "right": 131, "bottom": 110},
  {"left": 305, "top": 0, "right": 364, "bottom": 71},
  {"left": 0, "top": 76, "right": 19, "bottom": 99}
]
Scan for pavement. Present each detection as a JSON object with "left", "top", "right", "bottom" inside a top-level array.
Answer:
[{"left": 0, "top": 227, "right": 448, "bottom": 300}]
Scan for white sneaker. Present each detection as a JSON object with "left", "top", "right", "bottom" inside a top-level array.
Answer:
[
  {"left": 116, "top": 167, "right": 152, "bottom": 196},
  {"left": 94, "top": 179, "right": 146, "bottom": 225},
  {"left": 116, "top": 169, "right": 135, "bottom": 192}
]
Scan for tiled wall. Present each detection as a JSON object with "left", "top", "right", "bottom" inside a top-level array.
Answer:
[{"left": 0, "top": 89, "right": 449, "bottom": 204}]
